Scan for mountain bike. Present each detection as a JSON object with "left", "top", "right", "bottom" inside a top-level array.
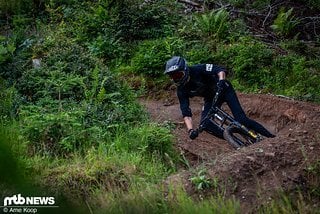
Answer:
[{"left": 197, "top": 92, "right": 263, "bottom": 149}]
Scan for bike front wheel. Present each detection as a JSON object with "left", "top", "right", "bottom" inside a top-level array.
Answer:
[{"left": 223, "top": 124, "right": 258, "bottom": 149}]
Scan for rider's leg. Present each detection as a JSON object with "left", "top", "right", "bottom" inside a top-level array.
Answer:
[
  {"left": 200, "top": 97, "right": 224, "bottom": 139},
  {"left": 221, "top": 81, "right": 275, "bottom": 138}
]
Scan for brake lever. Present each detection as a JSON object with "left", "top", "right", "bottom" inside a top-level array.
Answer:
[{"left": 197, "top": 124, "right": 205, "bottom": 133}]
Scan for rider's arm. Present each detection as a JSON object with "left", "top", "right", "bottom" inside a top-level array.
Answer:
[
  {"left": 184, "top": 116, "right": 193, "bottom": 132},
  {"left": 177, "top": 87, "right": 194, "bottom": 132},
  {"left": 177, "top": 87, "right": 192, "bottom": 117}
]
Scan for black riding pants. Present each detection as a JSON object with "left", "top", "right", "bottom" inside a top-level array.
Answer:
[{"left": 201, "top": 81, "right": 274, "bottom": 138}]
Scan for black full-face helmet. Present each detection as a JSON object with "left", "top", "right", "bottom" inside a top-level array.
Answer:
[{"left": 164, "top": 56, "right": 189, "bottom": 86}]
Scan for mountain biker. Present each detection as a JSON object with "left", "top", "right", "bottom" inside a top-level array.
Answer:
[{"left": 164, "top": 56, "right": 276, "bottom": 140}]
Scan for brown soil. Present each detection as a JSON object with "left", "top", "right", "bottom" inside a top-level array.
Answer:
[{"left": 140, "top": 89, "right": 320, "bottom": 213}]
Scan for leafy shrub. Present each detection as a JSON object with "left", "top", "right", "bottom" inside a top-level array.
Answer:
[
  {"left": 0, "top": 36, "right": 15, "bottom": 64},
  {"left": 0, "top": 79, "right": 19, "bottom": 120},
  {"left": 214, "top": 37, "right": 274, "bottom": 90},
  {"left": 110, "top": 0, "right": 181, "bottom": 41},
  {"left": 213, "top": 37, "right": 319, "bottom": 100},
  {"left": 15, "top": 25, "right": 149, "bottom": 156},
  {"left": 17, "top": 32, "right": 99, "bottom": 102},
  {"left": 228, "top": 19, "right": 249, "bottom": 42},
  {"left": 131, "top": 37, "right": 185, "bottom": 76},
  {"left": 20, "top": 92, "right": 147, "bottom": 156},
  {"left": 19, "top": 66, "right": 86, "bottom": 102},
  {"left": 88, "top": 34, "right": 124, "bottom": 60},
  {"left": 190, "top": 169, "right": 212, "bottom": 190},
  {"left": 271, "top": 54, "right": 320, "bottom": 101},
  {"left": 0, "top": 35, "right": 34, "bottom": 85},
  {"left": 0, "top": 0, "right": 32, "bottom": 17},
  {"left": 194, "top": 9, "right": 230, "bottom": 41},
  {"left": 271, "top": 8, "right": 300, "bottom": 38},
  {"left": 20, "top": 101, "right": 99, "bottom": 155},
  {"left": 45, "top": 0, "right": 77, "bottom": 9},
  {"left": 48, "top": 0, "right": 181, "bottom": 62},
  {"left": 184, "top": 42, "right": 215, "bottom": 64},
  {"left": 109, "top": 123, "right": 176, "bottom": 163}
]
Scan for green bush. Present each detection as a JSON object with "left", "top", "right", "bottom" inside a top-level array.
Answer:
[
  {"left": 20, "top": 94, "right": 147, "bottom": 156},
  {"left": 17, "top": 31, "right": 101, "bottom": 101},
  {"left": 131, "top": 37, "right": 185, "bottom": 76},
  {"left": 0, "top": 79, "right": 19, "bottom": 120},
  {"left": 110, "top": 0, "right": 180, "bottom": 41},
  {"left": 18, "top": 67, "right": 86, "bottom": 102},
  {"left": 14, "top": 25, "right": 149, "bottom": 156},
  {"left": 88, "top": 34, "right": 124, "bottom": 60},
  {"left": 271, "top": 8, "right": 300, "bottom": 38},
  {"left": 45, "top": 0, "right": 77, "bottom": 9},
  {"left": 0, "top": 36, "right": 16, "bottom": 64},
  {"left": 0, "top": 0, "right": 32, "bottom": 17},
  {"left": 0, "top": 13, "right": 37, "bottom": 83},
  {"left": 20, "top": 101, "right": 99, "bottom": 155},
  {"left": 184, "top": 42, "right": 215, "bottom": 64},
  {"left": 272, "top": 55, "right": 320, "bottom": 101},
  {"left": 194, "top": 9, "right": 230, "bottom": 41},
  {"left": 108, "top": 123, "right": 176, "bottom": 164},
  {"left": 228, "top": 19, "right": 249, "bottom": 42},
  {"left": 47, "top": 0, "right": 181, "bottom": 63},
  {"left": 214, "top": 37, "right": 274, "bottom": 90}
]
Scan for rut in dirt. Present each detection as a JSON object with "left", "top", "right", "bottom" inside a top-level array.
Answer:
[{"left": 141, "top": 90, "right": 320, "bottom": 212}]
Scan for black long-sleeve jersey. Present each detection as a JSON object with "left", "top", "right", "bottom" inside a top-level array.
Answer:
[{"left": 177, "top": 63, "right": 226, "bottom": 117}]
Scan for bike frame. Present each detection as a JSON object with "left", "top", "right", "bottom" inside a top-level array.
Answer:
[
  {"left": 196, "top": 88, "right": 263, "bottom": 148},
  {"left": 198, "top": 106, "right": 260, "bottom": 141}
]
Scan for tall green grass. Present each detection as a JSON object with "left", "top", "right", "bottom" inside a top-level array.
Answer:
[{"left": 93, "top": 185, "right": 241, "bottom": 214}]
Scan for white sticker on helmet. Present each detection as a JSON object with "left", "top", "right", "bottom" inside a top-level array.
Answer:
[
  {"left": 206, "top": 64, "right": 213, "bottom": 71},
  {"left": 168, "top": 65, "right": 179, "bottom": 72}
]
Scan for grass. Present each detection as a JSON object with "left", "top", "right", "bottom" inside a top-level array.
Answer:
[
  {"left": 92, "top": 184, "right": 241, "bottom": 214},
  {"left": 0, "top": 118, "right": 243, "bottom": 213},
  {"left": 1, "top": 114, "right": 320, "bottom": 213},
  {"left": 258, "top": 191, "right": 320, "bottom": 214}
]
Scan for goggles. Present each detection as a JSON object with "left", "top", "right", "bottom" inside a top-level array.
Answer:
[{"left": 169, "top": 71, "right": 185, "bottom": 82}]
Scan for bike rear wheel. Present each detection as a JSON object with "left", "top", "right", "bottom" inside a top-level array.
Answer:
[{"left": 223, "top": 125, "right": 258, "bottom": 149}]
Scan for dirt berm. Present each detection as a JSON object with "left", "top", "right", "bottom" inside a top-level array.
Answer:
[{"left": 141, "top": 90, "right": 320, "bottom": 212}]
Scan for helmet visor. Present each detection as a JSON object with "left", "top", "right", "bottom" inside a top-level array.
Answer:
[{"left": 169, "top": 71, "right": 185, "bottom": 82}]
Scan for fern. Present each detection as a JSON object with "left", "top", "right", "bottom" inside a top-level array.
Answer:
[
  {"left": 195, "top": 9, "right": 229, "bottom": 40},
  {"left": 85, "top": 66, "right": 100, "bottom": 102},
  {"left": 271, "top": 8, "right": 300, "bottom": 37}
]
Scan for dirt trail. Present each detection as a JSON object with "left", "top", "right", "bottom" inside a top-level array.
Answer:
[{"left": 140, "top": 90, "right": 320, "bottom": 212}]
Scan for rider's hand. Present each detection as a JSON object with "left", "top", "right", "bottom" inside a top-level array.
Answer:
[
  {"left": 217, "top": 79, "right": 229, "bottom": 92},
  {"left": 188, "top": 129, "right": 198, "bottom": 140}
]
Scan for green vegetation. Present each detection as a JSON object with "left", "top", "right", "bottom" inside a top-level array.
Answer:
[
  {"left": 195, "top": 9, "right": 230, "bottom": 40},
  {"left": 271, "top": 8, "right": 300, "bottom": 38},
  {"left": 190, "top": 169, "right": 213, "bottom": 190},
  {"left": 0, "top": 0, "right": 320, "bottom": 212}
]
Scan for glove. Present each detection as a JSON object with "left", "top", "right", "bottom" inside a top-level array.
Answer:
[
  {"left": 188, "top": 129, "right": 198, "bottom": 140},
  {"left": 217, "top": 79, "right": 229, "bottom": 93}
]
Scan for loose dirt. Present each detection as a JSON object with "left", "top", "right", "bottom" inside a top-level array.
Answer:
[{"left": 140, "top": 89, "right": 320, "bottom": 212}]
